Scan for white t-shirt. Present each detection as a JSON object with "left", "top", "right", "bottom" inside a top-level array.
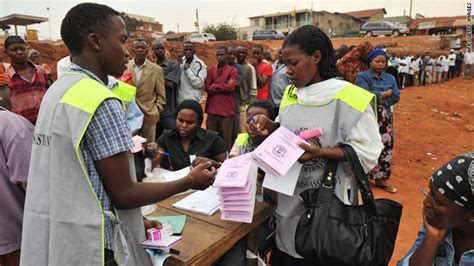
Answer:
[
  {"left": 56, "top": 56, "right": 72, "bottom": 78},
  {"left": 447, "top": 53, "right": 456, "bottom": 66}
]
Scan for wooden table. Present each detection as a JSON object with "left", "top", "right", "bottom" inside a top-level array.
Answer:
[{"left": 148, "top": 192, "right": 269, "bottom": 266}]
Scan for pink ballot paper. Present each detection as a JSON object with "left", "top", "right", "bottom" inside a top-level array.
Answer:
[
  {"left": 213, "top": 154, "right": 254, "bottom": 188},
  {"left": 252, "top": 126, "right": 305, "bottom": 177}
]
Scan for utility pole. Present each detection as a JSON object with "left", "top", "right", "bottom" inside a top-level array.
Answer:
[
  {"left": 195, "top": 9, "right": 200, "bottom": 33},
  {"left": 409, "top": 0, "right": 413, "bottom": 18},
  {"left": 177, "top": 22, "right": 180, "bottom": 33},
  {"left": 47, "top": 7, "right": 52, "bottom": 40}
]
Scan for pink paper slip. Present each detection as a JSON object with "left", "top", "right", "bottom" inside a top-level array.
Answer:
[
  {"left": 219, "top": 199, "right": 254, "bottom": 206},
  {"left": 252, "top": 126, "right": 305, "bottom": 177},
  {"left": 213, "top": 155, "right": 253, "bottom": 188},
  {"left": 219, "top": 192, "right": 252, "bottom": 201},
  {"left": 299, "top": 127, "right": 323, "bottom": 140},
  {"left": 218, "top": 180, "right": 251, "bottom": 195},
  {"left": 220, "top": 210, "right": 253, "bottom": 223},
  {"left": 221, "top": 204, "right": 253, "bottom": 212}
]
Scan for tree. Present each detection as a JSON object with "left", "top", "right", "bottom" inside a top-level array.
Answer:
[
  {"left": 203, "top": 23, "right": 238, "bottom": 41},
  {"left": 119, "top": 12, "right": 143, "bottom": 34}
]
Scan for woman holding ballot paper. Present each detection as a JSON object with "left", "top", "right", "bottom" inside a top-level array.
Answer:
[{"left": 250, "top": 25, "right": 383, "bottom": 264}]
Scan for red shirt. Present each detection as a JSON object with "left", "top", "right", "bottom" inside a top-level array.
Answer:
[
  {"left": 6, "top": 63, "right": 51, "bottom": 124},
  {"left": 257, "top": 61, "right": 272, "bottom": 99},
  {"left": 204, "top": 64, "right": 238, "bottom": 116}
]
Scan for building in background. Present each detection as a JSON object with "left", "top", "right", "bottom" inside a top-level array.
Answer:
[
  {"left": 245, "top": 9, "right": 363, "bottom": 39},
  {"left": 125, "top": 13, "right": 164, "bottom": 39},
  {"left": 409, "top": 15, "right": 466, "bottom": 36},
  {"left": 343, "top": 8, "right": 387, "bottom": 22}
]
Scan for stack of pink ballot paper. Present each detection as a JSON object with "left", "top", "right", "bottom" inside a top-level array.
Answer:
[{"left": 213, "top": 153, "right": 258, "bottom": 223}]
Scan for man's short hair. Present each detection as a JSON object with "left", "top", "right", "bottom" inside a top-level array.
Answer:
[
  {"left": 4, "top": 36, "right": 26, "bottom": 50},
  {"left": 132, "top": 39, "right": 148, "bottom": 47},
  {"left": 152, "top": 39, "right": 165, "bottom": 48},
  {"left": 60, "top": 3, "right": 120, "bottom": 53},
  {"left": 183, "top": 41, "right": 194, "bottom": 47},
  {"left": 216, "top": 46, "right": 228, "bottom": 53}
]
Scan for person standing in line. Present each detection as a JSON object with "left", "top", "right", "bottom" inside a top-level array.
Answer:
[
  {"left": 464, "top": 50, "right": 474, "bottom": 79},
  {"left": 124, "top": 39, "right": 166, "bottom": 180},
  {"left": 454, "top": 50, "right": 464, "bottom": 78},
  {"left": 227, "top": 45, "right": 244, "bottom": 138},
  {"left": 252, "top": 45, "right": 272, "bottom": 100},
  {"left": 398, "top": 54, "right": 409, "bottom": 88},
  {"left": 204, "top": 46, "right": 238, "bottom": 150},
  {"left": 447, "top": 49, "right": 456, "bottom": 80},
  {"left": 355, "top": 49, "right": 400, "bottom": 193},
  {"left": 236, "top": 46, "right": 257, "bottom": 133},
  {"left": 269, "top": 49, "right": 290, "bottom": 116},
  {"left": 441, "top": 54, "right": 450, "bottom": 82},
  {"left": 422, "top": 52, "right": 433, "bottom": 85},
  {"left": 177, "top": 41, "right": 207, "bottom": 104},
  {"left": 152, "top": 40, "right": 181, "bottom": 135},
  {"left": 4, "top": 36, "right": 52, "bottom": 124},
  {"left": 0, "top": 74, "right": 34, "bottom": 266}
]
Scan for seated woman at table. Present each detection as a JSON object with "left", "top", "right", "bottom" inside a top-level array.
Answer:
[
  {"left": 397, "top": 151, "right": 474, "bottom": 266},
  {"left": 149, "top": 99, "right": 227, "bottom": 170}
]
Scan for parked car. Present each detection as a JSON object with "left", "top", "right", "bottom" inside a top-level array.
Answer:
[
  {"left": 187, "top": 32, "right": 217, "bottom": 42},
  {"left": 252, "top": 29, "right": 286, "bottom": 40},
  {"left": 359, "top": 21, "right": 410, "bottom": 37}
]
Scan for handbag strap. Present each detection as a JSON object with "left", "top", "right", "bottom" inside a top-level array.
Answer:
[
  {"left": 314, "top": 158, "right": 338, "bottom": 205},
  {"left": 340, "top": 144, "right": 378, "bottom": 214}
]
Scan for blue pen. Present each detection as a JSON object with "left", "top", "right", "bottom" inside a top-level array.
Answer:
[
  {"left": 249, "top": 114, "right": 256, "bottom": 123},
  {"left": 226, "top": 151, "right": 229, "bottom": 159},
  {"left": 158, "top": 150, "right": 170, "bottom": 156}
]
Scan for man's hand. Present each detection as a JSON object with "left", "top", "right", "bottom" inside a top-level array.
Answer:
[
  {"left": 184, "top": 63, "right": 191, "bottom": 70},
  {"left": 192, "top": 156, "right": 222, "bottom": 169},
  {"left": 424, "top": 215, "right": 448, "bottom": 243},
  {"left": 188, "top": 161, "right": 217, "bottom": 190},
  {"left": 144, "top": 219, "right": 162, "bottom": 234}
]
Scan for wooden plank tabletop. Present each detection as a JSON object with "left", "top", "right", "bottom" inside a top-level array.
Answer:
[{"left": 148, "top": 192, "right": 269, "bottom": 265}]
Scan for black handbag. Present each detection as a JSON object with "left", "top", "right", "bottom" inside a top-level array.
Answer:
[{"left": 295, "top": 144, "right": 403, "bottom": 266}]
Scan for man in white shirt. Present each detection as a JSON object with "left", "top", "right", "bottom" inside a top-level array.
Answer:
[
  {"left": 447, "top": 49, "right": 456, "bottom": 80},
  {"left": 464, "top": 51, "right": 474, "bottom": 79},
  {"left": 441, "top": 55, "right": 450, "bottom": 82}
]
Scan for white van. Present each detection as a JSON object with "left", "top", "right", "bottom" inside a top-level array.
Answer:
[{"left": 187, "top": 33, "right": 217, "bottom": 42}]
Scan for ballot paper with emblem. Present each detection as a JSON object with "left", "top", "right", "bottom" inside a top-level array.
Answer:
[
  {"left": 213, "top": 153, "right": 255, "bottom": 188},
  {"left": 252, "top": 126, "right": 305, "bottom": 177}
]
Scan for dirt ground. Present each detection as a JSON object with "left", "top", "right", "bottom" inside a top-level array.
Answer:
[{"left": 375, "top": 78, "right": 473, "bottom": 265}]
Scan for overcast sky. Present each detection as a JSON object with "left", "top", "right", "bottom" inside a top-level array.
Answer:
[{"left": 0, "top": 0, "right": 469, "bottom": 40}]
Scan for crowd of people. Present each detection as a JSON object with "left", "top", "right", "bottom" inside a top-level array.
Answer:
[{"left": 1, "top": 2, "right": 473, "bottom": 266}]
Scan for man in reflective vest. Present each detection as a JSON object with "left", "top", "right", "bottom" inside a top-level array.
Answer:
[{"left": 21, "top": 3, "right": 217, "bottom": 265}]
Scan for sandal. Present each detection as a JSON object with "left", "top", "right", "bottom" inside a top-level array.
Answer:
[{"left": 374, "top": 181, "right": 397, "bottom": 193}]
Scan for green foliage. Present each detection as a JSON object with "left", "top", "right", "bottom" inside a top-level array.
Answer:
[
  {"left": 119, "top": 12, "right": 144, "bottom": 34},
  {"left": 202, "top": 23, "right": 238, "bottom": 40}
]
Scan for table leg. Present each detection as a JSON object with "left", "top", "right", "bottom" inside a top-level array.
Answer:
[{"left": 245, "top": 224, "right": 260, "bottom": 266}]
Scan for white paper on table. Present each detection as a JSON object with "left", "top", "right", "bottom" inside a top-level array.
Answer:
[
  {"left": 143, "top": 167, "right": 190, "bottom": 183},
  {"left": 172, "top": 186, "right": 220, "bottom": 216},
  {"left": 262, "top": 162, "right": 302, "bottom": 196},
  {"left": 141, "top": 204, "right": 157, "bottom": 216}
]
